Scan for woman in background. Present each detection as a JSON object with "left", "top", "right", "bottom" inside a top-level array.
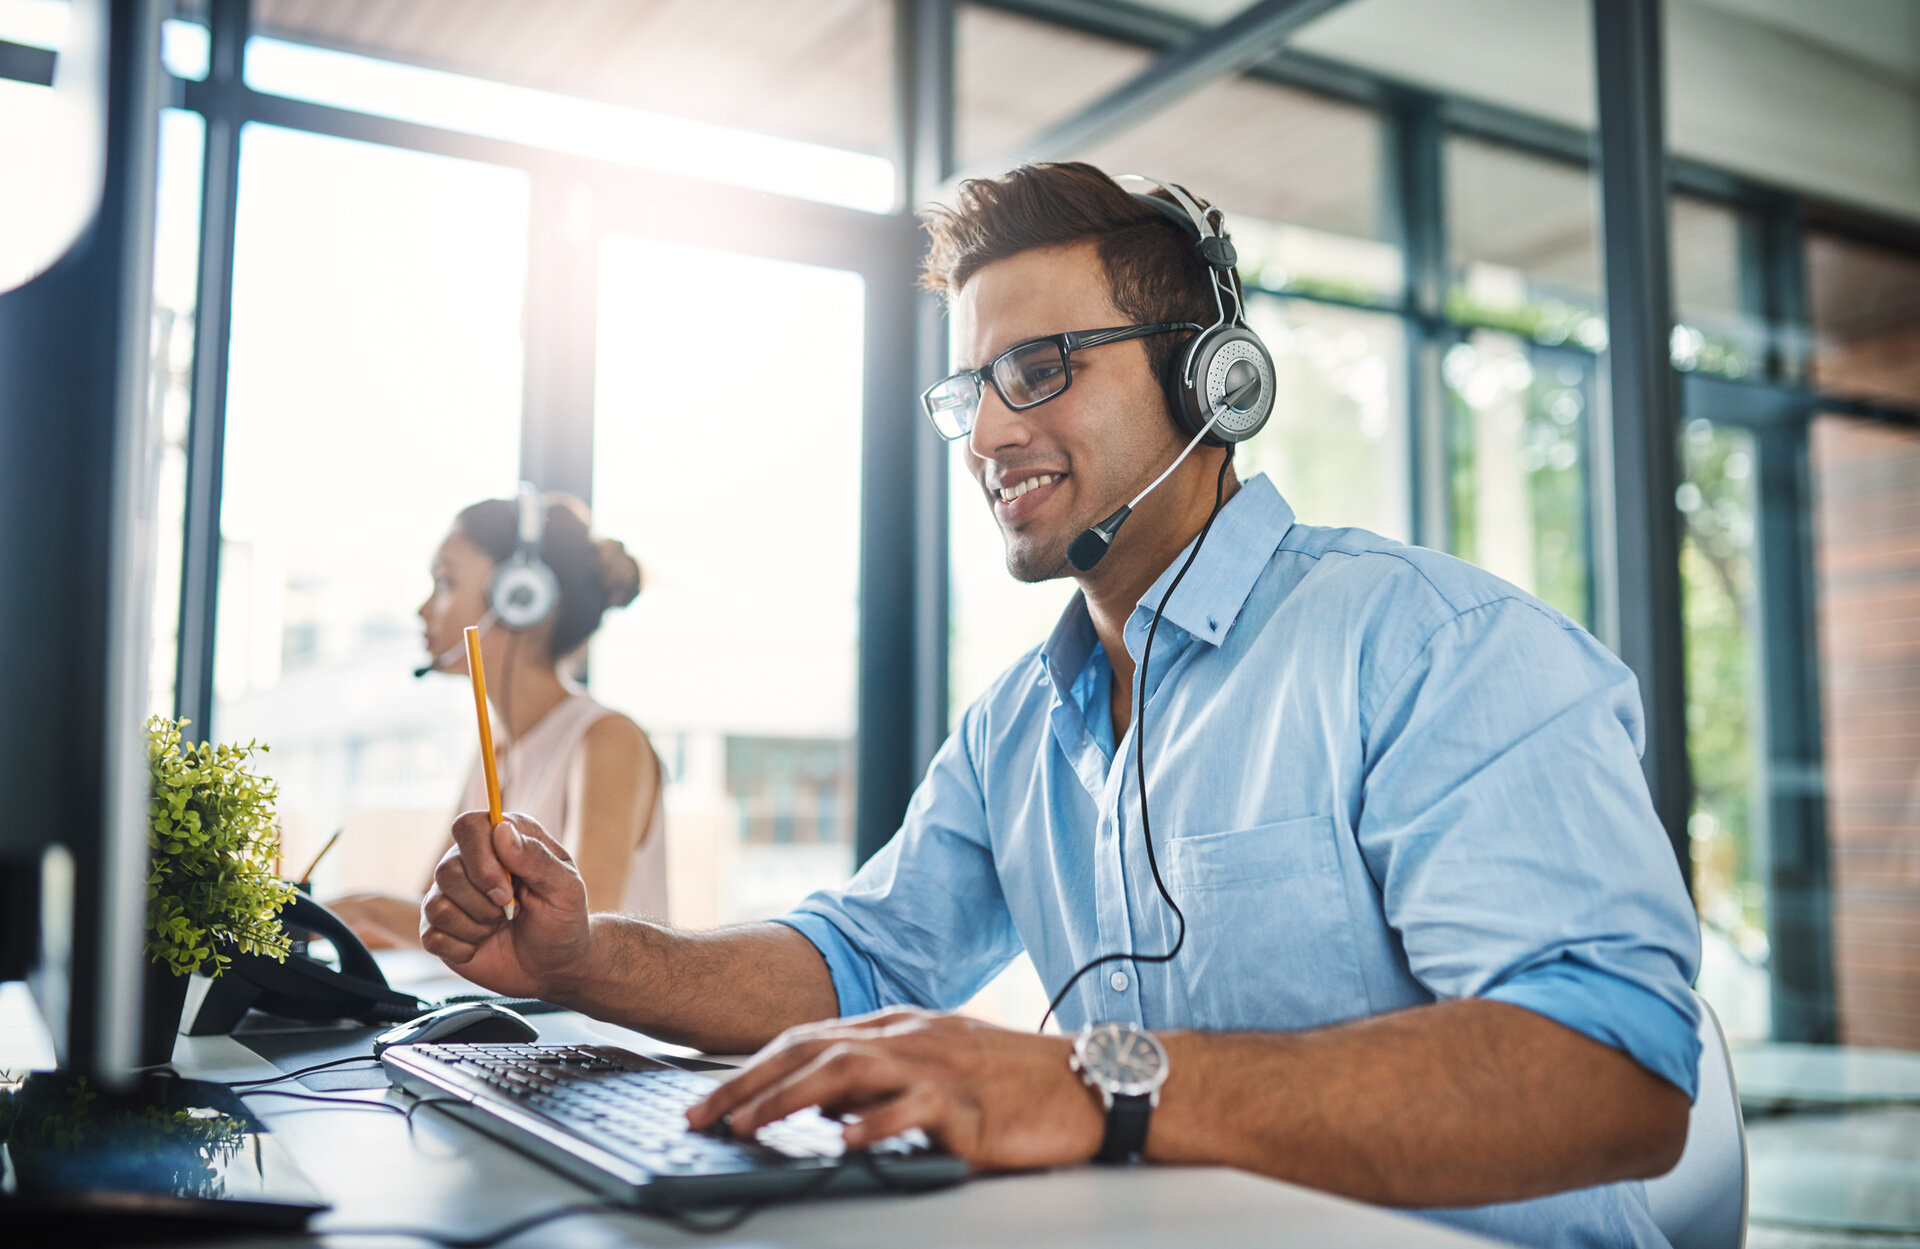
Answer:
[{"left": 329, "top": 494, "right": 664, "bottom": 948}]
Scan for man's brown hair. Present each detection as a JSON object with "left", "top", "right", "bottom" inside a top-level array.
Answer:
[{"left": 919, "top": 162, "right": 1217, "bottom": 387}]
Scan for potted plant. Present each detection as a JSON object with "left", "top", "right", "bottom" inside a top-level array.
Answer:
[{"left": 143, "top": 716, "right": 297, "bottom": 1065}]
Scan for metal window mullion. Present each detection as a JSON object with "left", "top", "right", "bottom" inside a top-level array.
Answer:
[
  {"left": 905, "top": 0, "right": 956, "bottom": 783},
  {"left": 173, "top": 0, "right": 248, "bottom": 740},
  {"left": 1002, "top": 0, "right": 1350, "bottom": 167},
  {"left": 1751, "top": 417, "right": 1836, "bottom": 1042},
  {"left": 1385, "top": 90, "right": 1446, "bottom": 551},
  {"left": 852, "top": 0, "right": 956, "bottom": 867},
  {"left": 1591, "top": 0, "right": 1692, "bottom": 881}
]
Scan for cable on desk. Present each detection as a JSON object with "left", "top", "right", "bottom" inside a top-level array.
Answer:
[
  {"left": 402, "top": 1096, "right": 469, "bottom": 1130},
  {"left": 323, "top": 1149, "right": 946, "bottom": 1244},
  {"left": 237, "top": 1088, "right": 409, "bottom": 1116},
  {"left": 227, "top": 1055, "right": 382, "bottom": 1088}
]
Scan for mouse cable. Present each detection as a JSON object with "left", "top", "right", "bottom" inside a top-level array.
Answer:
[
  {"left": 1038, "top": 450, "right": 1232, "bottom": 1034},
  {"left": 227, "top": 1055, "right": 381, "bottom": 1088},
  {"left": 401, "top": 1095, "right": 472, "bottom": 1129},
  {"left": 236, "top": 1087, "right": 409, "bottom": 1116},
  {"left": 322, "top": 1149, "right": 943, "bottom": 1244}
]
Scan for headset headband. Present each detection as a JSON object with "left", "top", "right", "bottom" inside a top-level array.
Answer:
[
  {"left": 515, "top": 480, "right": 544, "bottom": 554},
  {"left": 1113, "top": 173, "right": 1245, "bottom": 334}
]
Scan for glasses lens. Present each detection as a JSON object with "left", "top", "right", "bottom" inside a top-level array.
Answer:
[
  {"left": 922, "top": 373, "right": 980, "bottom": 439},
  {"left": 994, "top": 340, "right": 1068, "bottom": 408}
]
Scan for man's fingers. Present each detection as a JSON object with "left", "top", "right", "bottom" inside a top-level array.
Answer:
[
  {"left": 451, "top": 809, "right": 515, "bottom": 907},
  {"left": 492, "top": 815, "right": 578, "bottom": 900},
  {"left": 842, "top": 1083, "right": 950, "bottom": 1151},
  {"left": 685, "top": 1037, "right": 832, "bottom": 1129},
  {"left": 730, "top": 1044, "right": 907, "bottom": 1136},
  {"left": 432, "top": 851, "right": 505, "bottom": 926},
  {"left": 422, "top": 890, "right": 500, "bottom": 945},
  {"left": 420, "top": 927, "right": 480, "bottom": 965}
]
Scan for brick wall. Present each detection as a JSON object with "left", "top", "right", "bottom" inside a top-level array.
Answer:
[{"left": 1812, "top": 412, "right": 1920, "bottom": 1049}]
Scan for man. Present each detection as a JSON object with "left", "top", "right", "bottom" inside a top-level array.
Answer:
[{"left": 421, "top": 163, "right": 1702, "bottom": 1249}]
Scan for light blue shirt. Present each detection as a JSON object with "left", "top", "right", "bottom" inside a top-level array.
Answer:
[{"left": 779, "top": 473, "right": 1701, "bottom": 1249}]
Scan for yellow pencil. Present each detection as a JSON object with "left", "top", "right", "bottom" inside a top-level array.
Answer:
[{"left": 464, "top": 624, "right": 515, "bottom": 921}]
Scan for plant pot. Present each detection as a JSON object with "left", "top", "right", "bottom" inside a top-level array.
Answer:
[{"left": 139, "top": 959, "right": 191, "bottom": 1067}]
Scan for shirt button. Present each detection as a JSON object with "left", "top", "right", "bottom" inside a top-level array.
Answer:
[{"left": 1109, "top": 971, "right": 1130, "bottom": 992}]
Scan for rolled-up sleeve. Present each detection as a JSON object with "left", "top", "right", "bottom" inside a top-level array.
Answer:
[
  {"left": 1357, "top": 596, "right": 1703, "bottom": 1097},
  {"left": 773, "top": 705, "right": 1021, "bottom": 1018}
]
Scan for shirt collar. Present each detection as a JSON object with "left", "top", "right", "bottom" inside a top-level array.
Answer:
[
  {"left": 1124, "top": 471, "right": 1294, "bottom": 653},
  {"left": 1038, "top": 472, "right": 1296, "bottom": 690}
]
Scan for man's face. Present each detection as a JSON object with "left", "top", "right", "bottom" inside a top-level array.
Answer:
[{"left": 954, "top": 242, "right": 1183, "bottom": 583}]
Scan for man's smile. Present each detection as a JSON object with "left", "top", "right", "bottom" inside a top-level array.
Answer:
[{"left": 987, "top": 471, "right": 1068, "bottom": 524}]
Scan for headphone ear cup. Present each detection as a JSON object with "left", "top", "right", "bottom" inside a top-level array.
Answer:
[
  {"left": 1165, "top": 329, "right": 1221, "bottom": 443},
  {"left": 490, "top": 557, "right": 561, "bottom": 630},
  {"left": 1185, "top": 326, "right": 1274, "bottom": 445}
]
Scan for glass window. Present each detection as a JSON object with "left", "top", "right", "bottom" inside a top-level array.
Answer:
[
  {"left": 0, "top": 74, "right": 79, "bottom": 293},
  {"left": 213, "top": 124, "right": 529, "bottom": 899},
  {"left": 1077, "top": 78, "right": 1399, "bottom": 304},
  {"left": 1241, "top": 295, "right": 1408, "bottom": 540},
  {"left": 147, "top": 107, "right": 204, "bottom": 718},
  {"left": 590, "top": 238, "right": 864, "bottom": 929},
  {"left": 1445, "top": 135, "right": 1605, "bottom": 351},
  {"left": 1671, "top": 195, "right": 1762, "bottom": 380},
  {"left": 1441, "top": 332, "right": 1594, "bottom": 625},
  {"left": 1811, "top": 414, "right": 1920, "bottom": 1050},
  {"left": 1679, "top": 418, "right": 1767, "bottom": 1042},
  {"left": 1807, "top": 231, "right": 1920, "bottom": 409}
]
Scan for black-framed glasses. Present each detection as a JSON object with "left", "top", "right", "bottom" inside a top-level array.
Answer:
[{"left": 920, "top": 322, "right": 1199, "bottom": 440}]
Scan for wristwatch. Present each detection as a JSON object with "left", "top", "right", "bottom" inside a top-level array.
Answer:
[{"left": 1071, "top": 1021, "right": 1170, "bottom": 1164}]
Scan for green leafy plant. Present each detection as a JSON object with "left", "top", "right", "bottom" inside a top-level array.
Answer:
[{"left": 146, "top": 716, "right": 297, "bottom": 978}]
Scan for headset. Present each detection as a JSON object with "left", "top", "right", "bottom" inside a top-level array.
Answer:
[
  {"left": 1066, "top": 176, "right": 1276, "bottom": 573},
  {"left": 1118, "top": 173, "right": 1276, "bottom": 448},
  {"left": 413, "top": 482, "right": 559, "bottom": 677},
  {"left": 489, "top": 482, "right": 561, "bottom": 630}
]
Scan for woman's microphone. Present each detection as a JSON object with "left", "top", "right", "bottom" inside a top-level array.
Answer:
[{"left": 413, "top": 612, "right": 497, "bottom": 678}]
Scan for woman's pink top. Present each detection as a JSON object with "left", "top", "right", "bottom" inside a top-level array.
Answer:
[{"left": 460, "top": 690, "right": 667, "bottom": 920}]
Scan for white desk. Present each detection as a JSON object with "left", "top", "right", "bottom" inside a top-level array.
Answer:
[
  {"left": 172, "top": 1026, "right": 1504, "bottom": 1249},
  {"left": 5, "top": 971, "right": 1504, "bottom": 1248}
]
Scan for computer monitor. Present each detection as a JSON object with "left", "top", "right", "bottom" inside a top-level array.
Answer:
[{"left": 0, "top": 0, "right": 164, "bottom": 1082}]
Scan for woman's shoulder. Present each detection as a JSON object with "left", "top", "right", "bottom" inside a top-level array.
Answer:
[{"left": 576, "top": 707, "right": 656, "bottom": 772}]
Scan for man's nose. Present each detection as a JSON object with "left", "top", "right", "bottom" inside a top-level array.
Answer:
[{"left": 967, "top": 384, "right": 1030, "bottom": 460}]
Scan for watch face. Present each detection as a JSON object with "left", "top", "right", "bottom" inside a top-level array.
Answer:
[{"left": 1079, "top": 1023, "right": 1167, "bottom": 1097}]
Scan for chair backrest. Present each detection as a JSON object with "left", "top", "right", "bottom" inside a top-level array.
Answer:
[{"left": 1644, "top": 991, "right": 1748, "bottom": 1249}]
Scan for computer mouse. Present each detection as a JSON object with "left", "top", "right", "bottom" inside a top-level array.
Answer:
[{"left": 372, "top": 1002, "right": 539, "bottom": 1055}]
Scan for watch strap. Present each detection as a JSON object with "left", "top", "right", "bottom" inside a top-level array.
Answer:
[{"left": 1095, "top": 1091, "right": 1152, "bottom": 1163}]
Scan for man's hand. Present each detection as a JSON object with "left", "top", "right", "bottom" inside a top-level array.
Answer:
[
  {"left": 419, "top": 810, "right": 591, "bottom": 1002},
  {"left": 684, "top": 1009, "right": 1104, "bottom": 1171}
]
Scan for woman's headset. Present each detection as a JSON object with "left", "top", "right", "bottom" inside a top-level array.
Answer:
[
  {"left": 1115, "top": 173, "right": 1276, "bottom": 446},
  {"left": 489, "top": 481, "right": 560, "bottom": 630}
]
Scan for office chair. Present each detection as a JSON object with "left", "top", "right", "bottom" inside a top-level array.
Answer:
[{"left": 1643, "top": 991, "right": 1748, "bottom": 1249}]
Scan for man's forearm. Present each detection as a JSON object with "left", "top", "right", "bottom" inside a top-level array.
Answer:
[
  {"left": 1149, "top": 999, "right": 1689, "bottom": 1207},
  {"left": 549, "top": 916, "right": 841, "bottom": 1054}
]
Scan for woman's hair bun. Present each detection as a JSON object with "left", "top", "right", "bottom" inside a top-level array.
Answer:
[{"left": 597, "top": 537, "right": 642, "bottom": 609}]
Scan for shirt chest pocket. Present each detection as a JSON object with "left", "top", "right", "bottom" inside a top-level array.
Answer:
[{"left": 1165, "top": 814, "right": 1372, "bottom": 1032}]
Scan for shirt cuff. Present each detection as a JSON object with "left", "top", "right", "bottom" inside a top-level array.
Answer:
[
  {"left": 1484, "top": 959, "right": 1703, "bottom": 1099},
  {"left": 771, "top": 910, "right": 882, "bottom": 1019}
]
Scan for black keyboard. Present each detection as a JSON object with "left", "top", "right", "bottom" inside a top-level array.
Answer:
[{"left": 381, "top": 1043, "right": 968, "bottom": 1209}]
